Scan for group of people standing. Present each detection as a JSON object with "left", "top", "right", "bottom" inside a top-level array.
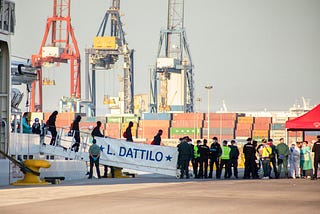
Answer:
[
  {"left": 243, "top": 136, "right": 320, "bottom": 180},
  {"left": 177, "top": 135, "right": 320, "bottom": 180},
  {"left": 177, "top": 136, "right": 239, "bottom": 179}
]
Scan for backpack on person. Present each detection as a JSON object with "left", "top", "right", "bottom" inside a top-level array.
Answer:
[{"left": 123, "top": 131, "right": 127, "bottom": 138}]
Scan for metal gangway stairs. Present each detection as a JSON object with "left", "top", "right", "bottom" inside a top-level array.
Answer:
[
  {"left": 38, "top": 127, "right": 179, "bottom": 177},
  {"left": 40, "top": 127, "right": 109, "bottom": 165}
]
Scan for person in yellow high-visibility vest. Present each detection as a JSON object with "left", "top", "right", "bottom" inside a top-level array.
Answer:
[
  {"left": 217, "top": 140, "right": 231, "bottom": 179},
  {"left": 192, "top": 140, "right": 201, "bottom": 178},
  {"left": 261, "top": 141, "right": 272, "bottom": 179}
]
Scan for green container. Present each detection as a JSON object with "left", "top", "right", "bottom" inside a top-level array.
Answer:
[
  {"left": 123, "top": 116, "right": 139, "bottom": 123},
  {"left": 170, "top": 127, "right": 201, "bottom": 135},
  {"left": 106, "top": 117, "right": 122, "bottom": 123}
]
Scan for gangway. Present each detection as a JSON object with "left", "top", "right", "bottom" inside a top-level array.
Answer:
[{"left": 38, "top": 128, "right": 179, "bottom": 177}]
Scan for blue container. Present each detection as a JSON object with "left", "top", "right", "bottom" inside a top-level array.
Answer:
[
  {"left": 271, "top": 123, "right": 285, "bottom": 130},
  {"left": 142, "top": 113, "right": 172, "bottom": 120},
  {"left": 305, "top": 131, "right": 320, "bottom": 136},
  {"left": 169, "top": 105, "right": 184, "bottom": 112}
]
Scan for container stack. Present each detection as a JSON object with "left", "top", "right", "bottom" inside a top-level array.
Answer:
[
  {"left": 105, "top": 116, "right": 122, "bottom": 138},
  {"left": 137, "top": 113, "right": 172, "bottom": 142},
  {"left": 235, "top": 116, "right": 253, "bottom": 141},
  {"left": 79, "top": 116, "right": 106, "bottom": 135},
  {"left": 305, "top": 131, "right": 320, "bottom": 143},
  {"left": 252, "top": 117, "right": 271, "bottom": 142},
  {"left": 203, "top": 113, "right": 236, "bottom": 140},
  {"left": 43, "top": 112, "right": 75, "bottom": 129},
  {"left": 170, "top": 113, "right": 203, "bottom": 139}
]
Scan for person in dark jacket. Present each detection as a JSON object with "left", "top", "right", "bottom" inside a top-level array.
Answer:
[
  {"left": 153, "top": 129, "right": 163, "bottom": 145},
  {"left": 243, "top": 138, "right": 258, "bottom": 179},
  {"left": 312, "top": 135, "right": 320, "bottom": 180},
  {"left": 46, "top": 111, "right": 58, "bottom": 146},
  {"left": 31, "top": 118, "right": 41, "bottom": 134},
  {"left": 268, "top": 138, "right": 278, "bottom": 178},
  {"left": 177, "top": 136, "right": 193, "bottom": 179},
  {"left": 198, "top": 139, "right": 210, "bottom": 178},
  {"left": 192, "top": 140, "right": 201, "bottom": 178},
  {"left": 208, "top": 137, "right": 222, "bottom": 178},
  {"left": 91, "top": 121, "right": 114, "bottom": 178},
  {"left": 91, "top": 121, "right": 104, "bottom": 138},
  {"left": 71, "top": 115, "right": 82, "bottom": 152},
  {"left": 229, "top": 139, "right": 240, "bottom": 178},
  {"left": 125, "top": 121, "right": 134, "bottom": 142}
]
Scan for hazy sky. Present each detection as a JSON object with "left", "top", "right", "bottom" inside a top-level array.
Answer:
[{"left": 12, "top": 0, "right": 320, "bottom": 113}]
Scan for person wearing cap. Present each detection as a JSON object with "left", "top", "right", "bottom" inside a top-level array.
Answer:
[
  {"left": 261, "top": 140, "right": 272, "bottom": 179},
  {"left": 218, "top": 140, "right": 232, "bottom": 179},
  {"left": 192, "top": 140, "right": 201, "bottom": 178},
  {"left": 198, "top": 139, "right": 210, "bottom": 178},
  {"left": 276, "top": 138, "right": 289, "bottom": 178},
  {"left": 208, "top": 136, "right": 222, "bottom": 179},
  {"left": 312, "top": 135, "right": 320, "bottom": 180},
  {"left": 88, "top": 139, "right": 101, "bottom": 179},
  {"left": 243, "top": 138, "right": 259, "bottom": 179},
  {"left": 32, "top": 118, "right": 41, "bottom": 134},
  {"left": 229, "top": 140, "right": 240, "bottom": 178},
  {"left": 177, "top": 136, "right": 193, "bottom": 179},
  {"left": 268, "top": 139, "right": 279, "bottom": 179}
]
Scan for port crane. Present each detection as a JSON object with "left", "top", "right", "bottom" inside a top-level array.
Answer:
[
  {"left": 30, "top": 0, "right": 81, "bottom": 112},
  {"left": 150, "top": 0, "right": 194, "bottom": 113},
  {"left": 85, "top": 0, "right": 134, "bottom": 116}
]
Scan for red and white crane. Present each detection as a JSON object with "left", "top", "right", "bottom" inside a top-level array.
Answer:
[{"left": 31, "top": 0, "right": 80, "bottom": 112}]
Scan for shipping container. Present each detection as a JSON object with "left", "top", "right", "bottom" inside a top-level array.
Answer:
[
  {"left": 169, "top": 127, "right": 201, "bottom": 135},
  {"left": 202, "top": 128, "right": 234, "bottom": 135},
  {"left": 254, "top": 117, "right": 272, "bottom": 124},
  {"left": 171, "top": 119, "right": 203, "bottom": 128},
  {"left": 203, "top": 120, "right": 235, "bottom": 128},
  {"left": 142, "top": 113, "right": 172, "bottom": 120},
  {"left": 269, "top": 130, "right": 286, "bottom": 140},
  {"left": 138, "top": 120, "right": 171, "bottom": 127},
  {"left": 237, "top": 116, "right": 254, "bottom": 124},
  {"left": 81, "top": 116, "right": 106, "bottom": 123},
  {"left": 106, "top": 116, "right": 122, "bottom": 123},
  {"left": 288, "top": 131, "right": 303, "bottom": 137},
  {"left": 253, "top": 123, "right": 270, "bottom": 130},
  {"left": 305, "top": 131, "right": 320, "bottom": 136},
  {"left": 271, "top": 123, "right": 285, "bottom": 130},
  {"left": 205, "top": 113, "right": 238, "bottom": 120},
  {"left": 235, "top": 129, "right": 252, "bottom": 138},
  {"left": 252, "top": 130, "right": 269, "bottom": 138},
  {"left": 123, "top": 116, "right": 139, "bottom": 123},
  {"left": 173, "top": 112, "right": 204, "bottom": 120},
  {"left": 236, "top": 123, "right": 253, "bottom": 130},
  {"left": 272, "top": 117, "right": 288, "bottom": 124}
]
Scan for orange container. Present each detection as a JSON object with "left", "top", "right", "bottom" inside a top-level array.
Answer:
[
  {"left": 254, "top": 117, "right": 272, "bottom": 124},
  {"left": 173, "top": 113, "right": 204, "bottom": 120},
  {"left": 236, "top": 123, "right": 253, "bottom": 130},
  {"left": 205, "top": 113, "right": 237, "bottom": 120},
  {"left": 253, "top": 123, "right": 270, "bottom": 130},
  {"left": 203, "top": 120, "right": 235, "bottom": 128},
  {"left": 237, "top": 116, "right": 254, "bottom": 124},
  {"left": 171, "top": 119, "right": 203, "bottom": 128},
  {"left": 138, "top": 120, "right": 170, "bottom": 127}
]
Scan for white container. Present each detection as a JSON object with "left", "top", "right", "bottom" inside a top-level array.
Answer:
[{"left": 42, "top": 46, "right": 63, "bottom": 57}]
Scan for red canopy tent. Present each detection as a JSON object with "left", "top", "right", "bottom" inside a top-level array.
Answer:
[{"left": 286, "top": 104, "right": 320, "bottom": 131}]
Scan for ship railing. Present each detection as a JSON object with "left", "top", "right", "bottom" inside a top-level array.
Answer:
[{"left": 43, "top": 126, "right": 92, "bottom": 154}]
